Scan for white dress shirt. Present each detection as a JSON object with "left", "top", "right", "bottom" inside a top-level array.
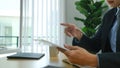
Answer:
[{"left": 110, "top": 8, "right": 120, "bottom": 52}]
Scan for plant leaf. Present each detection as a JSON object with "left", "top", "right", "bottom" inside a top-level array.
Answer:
[
  {"left": 76, "top": 6, "right": 89, "bottom": 17},
  {"left": 74, "top": 17, "right": 85, "bottom": 22}
]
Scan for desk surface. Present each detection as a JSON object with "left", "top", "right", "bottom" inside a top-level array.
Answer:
[
  {"left": 0, "top": 52, "right": 95, "bottom": 68},
  {"left": 0, "top": 53, "right": 74, "bottom": 68}
]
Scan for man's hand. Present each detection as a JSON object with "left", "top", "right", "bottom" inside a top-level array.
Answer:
[
  {"left": 61, "top": 23, "right": 83, "bottom": 40},
  {"left": 57, "top": 44, "right": 98, "bottom": 67}
]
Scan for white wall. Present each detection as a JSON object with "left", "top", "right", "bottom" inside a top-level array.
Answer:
[{"left": 64, "top": 0, "right": 84, "bottom": 45}]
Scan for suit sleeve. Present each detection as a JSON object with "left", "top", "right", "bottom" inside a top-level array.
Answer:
[
  {"left": 98, "top": 53, "right": 120, "bottom": 68},
  {"left": 72, "top": 25, "right": 102, "bottom": 53}
]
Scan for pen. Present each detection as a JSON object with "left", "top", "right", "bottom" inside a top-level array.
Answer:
[{"left": 62, "top": 59, "right": 80, "bottom": 68}]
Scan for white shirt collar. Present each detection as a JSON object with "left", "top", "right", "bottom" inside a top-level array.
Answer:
[{"left": 116, "top": 7, "right": 120, "bottom": 15}]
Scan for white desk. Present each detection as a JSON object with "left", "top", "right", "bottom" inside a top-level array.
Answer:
[
  {"left": 0, "top": 45, "right": 96, "bottom": 68},
  {"left": 0, "top": 52, "right": 77, "bottom": 68}
]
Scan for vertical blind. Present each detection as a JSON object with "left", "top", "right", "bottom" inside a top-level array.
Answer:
[{"left": 20, "top": 0, "right": 65, "bottom": 51}]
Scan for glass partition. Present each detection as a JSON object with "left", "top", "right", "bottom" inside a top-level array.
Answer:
[{"left": 0, "top": 0, "right": 20, "bottom": 48}]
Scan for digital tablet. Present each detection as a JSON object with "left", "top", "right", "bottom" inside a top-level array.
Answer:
[{"left": 39, "top": 39, "right": 68, "bottom": 50}]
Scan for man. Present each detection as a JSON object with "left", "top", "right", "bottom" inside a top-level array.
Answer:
[{"left": 57, "top": 0, "right": 120, "bottom": 68}]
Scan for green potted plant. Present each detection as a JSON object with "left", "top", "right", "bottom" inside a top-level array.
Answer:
[{"left": 74, "top": 0, "right": 108, "bottom": 37}]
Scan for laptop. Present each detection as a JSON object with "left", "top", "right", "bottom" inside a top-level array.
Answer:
[{"left": 7, "top": 52, "right": 45, "bottom": 60}]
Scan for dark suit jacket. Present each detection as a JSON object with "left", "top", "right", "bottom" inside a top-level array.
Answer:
[{"left": 72, "top": 8, "right": 120, "bottom": 68}]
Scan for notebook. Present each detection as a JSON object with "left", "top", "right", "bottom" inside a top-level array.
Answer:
[{"left": 7, "top": 52, "right": 45, "bottom": 60}]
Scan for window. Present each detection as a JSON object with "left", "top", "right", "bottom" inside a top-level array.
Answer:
[
  {"left": 0, "top": 0, "right": 20, "bottom": 48},
  {"left": 0, "top": 0, "right": 65, "bottom": 53},
  {"left": 20, "top": 0, "right": 65, "bottom": 52}
]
